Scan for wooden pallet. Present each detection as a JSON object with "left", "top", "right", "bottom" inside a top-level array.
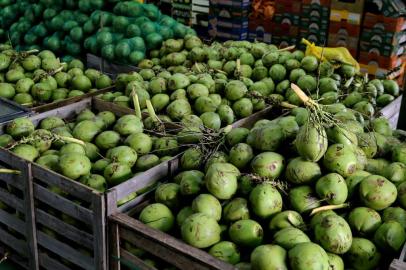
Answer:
[{"left": 0, "top": 97, "right": 188, "bottom": 269}]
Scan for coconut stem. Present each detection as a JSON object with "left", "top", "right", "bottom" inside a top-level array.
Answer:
[
  {"left": 58, "top": 136, "right": 86, "bottom": 146},
  {"left": 290, "top": 83, "right": 317, "bottom": 107},
  {"left": 146, "top": 100, "right": 160, "bottom": 123},
  {"left": 0, "top": 169, "right": 20, "bottom": 175},
  {"left": 0, "top": 252, "right": 8, "bottom": 264},
  {"left": 278, "top": 45, "right": 295, "bottom": 52},
  {"left": 310, "top": 203, "right": 350, "bottom": 216},
  {"left": 131, "top": 89, "right": 142, "bottom": 119}
]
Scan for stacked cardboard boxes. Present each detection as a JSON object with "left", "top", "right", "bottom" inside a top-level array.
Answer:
[
  {"left": 171, "top": 0, "right": 193, "bottom": 26},
  {"left": 192, "top": 0, "right": 210, "bottom": 38},
  {"left": 208, "top": 0, "right": 250, "bottom": 41},
  {"left": 298, "top": 0, "right": 330, "bottom": 50},
  {"left": 328, "top": 0, "right": 365, "bottom": 57},
  {"left": 271, "top": 0, "right": 302, "bottom": 47},
  {"left": 358, "top": 0, "right": 405, "bottom": 85}
]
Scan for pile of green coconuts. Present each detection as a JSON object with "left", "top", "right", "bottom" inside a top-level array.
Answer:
[
  {"left": 134, "top": 109, "right": 406, "bottom": 270},
  {"left": 0, "top": 44, "right": 113, "bottom": 106},
  {"left": 98, "top": 36, "right": 400, "bottom": 131},
  {"left": 0, "top": 0, "right": 195, "bottom": 63},
  {"left": 0, "top": 108, "right": 184, "bottom": 202}
]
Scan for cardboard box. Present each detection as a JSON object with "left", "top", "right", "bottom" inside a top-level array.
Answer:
[
  {"left": 209, "top": 0, "right": 250, "bottom": 9},
  {"left": 249, "top": 18, "right": 272, "bottom": 33},
  {"left": 329, "top": 21, "right": 361, "bottom": 36},
  {"left": 365, "top": 0, "right": 405, "bottom": 18},
  {"left": 328, "top": 34, "right": 358, "bottom": 57},
  {"left": 248, "top": 31, "right": 272, "bottom": 43},
  {"left": 300, "top": 30, "right": 328, "bottom": 45},
  {"left": 302, "top": 0, "right": 331, "bottom": 6},
  {"left": 361, "top": 28, "right": 406, "bottom": 46},
  {"left": 272, "top": 22, "right": 300, "bottom": 37},
  {"left": 302, "top": 4, "right": 330, "bottom": 18},
  {"left": 275, "top": 0, "right": 302, "bottom": 14},
  {"left": 363, "top": 12, "right": 406, "bottom": 32},
  {"left": 360, "top": 41, "right": 405, "bottom": 58},
  {"left": 210, "top": 5, "right": 249, "bottom": 20},
  {"left": 359, "top": 51, "right": 405, "bottom": 70},
  {"left": 301, "top": 17, "right": 329, "bottom": 32},
  {"left": 274, "top": 13, "right": 301, "bottom": 26},
  {"left": 330, "top": 9, "right": 363, "bottom": 25},
  {"left": 330, "top": 0, "right": 365, "bottom": 14}
]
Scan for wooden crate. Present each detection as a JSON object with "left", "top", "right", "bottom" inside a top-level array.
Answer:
[
  {"left": 106, "top": 107, "right": 282, "bottom": 270},
  {"left": 108, "top": 156, "right": 237, "bottom": 270},
  {"left": 86, "top": 54, "right": 141, "bottom": 79},
  {"left": 28, "top": 86, "right": 115, "bottom": 114},
  {"left": 0, "top": 97, "right": 191, "bottom": 269}
]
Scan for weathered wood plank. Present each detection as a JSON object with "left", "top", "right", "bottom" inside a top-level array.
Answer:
[
  {"left": 32, "top": 164, "right": 94, "bottom": 202},
  {"left": 22, "top": 163, "right": 39, "bottom": 270},
  {"left": 0, "top": 186, "right": 24, "bottom": 212},
  {"left": 0, "top": 170, "right": 23, "bottom": 190},
  {"left": 32, "top": 86, "right": 114, "bottom": 113},
  {"left": 0, "top": 149, "right": 27, "bottom": 168},
  {"left": 92, "top": 192, "right": 107, "bottom": 270},
  {"left": 36, "top": 209, "right": 94, "bottom": 249},
  {"left": 113, "top": 161, "right": 170, "bottom": 206},
  {"left": 117, "top": 190, "right": 154, "bottom": 215},
  {"left": 0, "top": 244, "right": 29, "bottom": 269},
  {"left": 0, "top": 227, "right": 28, "bottom": 256},
  {"left": 113, "top": 213, "right": 235, "bottom": 270},
  {"left": 109, "top": 222, "right": 121, "bottom": 270},
  {"left": 120, "top": 248, "right": 158, "bottom": 270},
  {"left": 231, "top": 106, "right": 277, "bottom": 128},
  {"left": 28, "top": 98, "right": 92, "bottom": 127},
  {"left": 39, "top": 252, "right": 72, "bottom": 270},
  {"left": 34, "top": 183, "right": 93, "bottom": 225},
  {"left": 93, "top": 98, "right": 137, "bottom": 117},
  {"left": 37, "top": 230, "right": 94, "bottom": 270},
  {"left": 0, "top": 208, "right": 25, "bottom": 235}
]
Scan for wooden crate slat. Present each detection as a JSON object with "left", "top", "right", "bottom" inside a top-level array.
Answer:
[
  {"left": 0, "top": 149, "right": 27, "bottom": 169},
  {"left": 39, "top": 252, "right": 73, "bottom": 270},
  {"left": 109, "top": 223, "right": 120, "bottom": 270},
  {"left": 36, "top": 209, "right": 94, "bottom": 249},
  {"left": 33, "top": 183, "right": 93, "bottom": 225},
  {"left": 117, "top": 191, "right": 153, "bottom": 215},
  {"left": 92, "top": 193, "right": 107, "bottom": 270},
  {"left": 0, "top": 208, "right": 26, "bottom": 236},
  {"left": 0, "top": 227, "right": 28, "bottom": 256},
  {"left": 32, "top": 86, "right": 114, "bottom": 113},
  {"left": 113, "top": 214, "right": 234, "bottom": 270},
  {"left": 231, "top": 106, "right": 276, "bottom": 128},
  {"left": 93, "top": 98, "right": 136, "bottom": 116},
  {"left": 0, "top": 171, "right": 23, "bottom": 190},
  {"left": 22, "top": 163, "right": 39, "bottom": 270},
  {"left": 0, "top": 244, "right": 29, "bottom": 269},
  {"left": 28, "top": 98, "right": 92, "bottom": 126},
  {"left": 120, "top": 248, "right": 157, "bottom": 270},
  {"left": 0, "top": 186, "right": 24, "bottom": 212},
  {"left": 37, "top": 231, "right": 94, "bottom": 270},
  {"left": 32, "top": 164, "right": 94, "bottom": 203}
]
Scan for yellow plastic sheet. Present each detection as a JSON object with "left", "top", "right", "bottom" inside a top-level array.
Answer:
[{"left": 301, "top": 38, "right": 360, "bottom": 72}]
